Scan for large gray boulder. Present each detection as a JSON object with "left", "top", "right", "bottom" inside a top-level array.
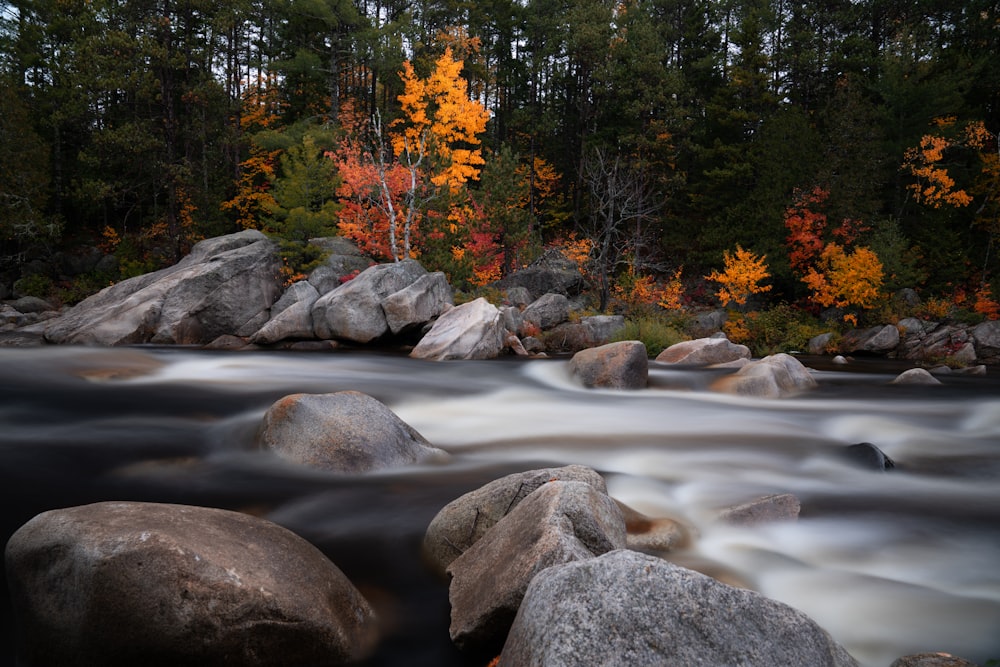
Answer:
[
  {"left": 841, "top": 324, "right": 901, "bottom": 354},
  {"left": 311, "top": 259, "right": 428, "bottom": 343},
  {"left": 251, "top": 281, "right": 320, "bottom": 345},
  {"left": 447, "top": 481, "right": 626, "bottom": 653},
  {"left": 44, "top": 230, "right": 282, "bottom": 345},
  {"left": 423, "top": 465, "right": 608, "bottom": 577},
  {"left": 499, "top": 549, "right": 859, "bottom": 667},
  {"left": 305, "top": 236, "right": 373, "bottom": 294},
  {"left": 973, "top": 320, "right": 1000, "bottom": 364},
  {"left": 256, "top": 391, "right": 448, "bottom": 473},
  {"left": 656, "top": 336, "right": 751, "bottom": 365},
  {"left": 717, "top": 493, "right": 801, "bottom": 526},
  {"left": 495, "top": 248, "right": 585, "bottom": 300},
  {"left": 521, "top": 292, "right": 570, "bottom": 330},
  {"left": 5, "top": 501, "right": 378, "bottom": 667},
  {"left": 410, "top": 297, "right": 506, "bottom": 360},
  {"left": 381, "top": 271, "right": 453, "bottom": 335},
  {"left": 712, "top": 353, "right": 818, "bottom": 398},
  {"left": 891, "top": 368, "right": 942, "bottom": 385},
  {"left": 567, "top": 340, "right": 648, "bottom": 389}
]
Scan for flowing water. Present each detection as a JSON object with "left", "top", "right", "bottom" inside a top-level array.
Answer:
[{"left": 1, "top": 346, "right": 999, "bottom": 666}]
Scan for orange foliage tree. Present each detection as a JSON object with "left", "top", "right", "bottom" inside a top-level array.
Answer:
[
  {"left": 705, "top": 245, "right": 772, "bottom": 307},
  {"left": 784, "top": 186, "right": 883, "bottom": 322},
  {"left": 221, "top": 75, "right": 284, "bottom": 230},
  {"left": 801, "top": 244, "right": 884, "bottom": 324},
  {"left": 333, "top": 49, "right": 490, "bottom": 263},
  {"left": 901, "top": 118, "right": 992, "bottom": 209},
  {"left": 394, "top": 47, "right": 490, "bottom": 190}
]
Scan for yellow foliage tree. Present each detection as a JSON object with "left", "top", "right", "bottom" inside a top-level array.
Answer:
[
  {"left": 901, "top": 119, "right": 992, "bottom": 209},
  {"left": 394, "top": 47, "right": 490, "bottom": 190},
  {"left": 705, "top": 245, "right": 772, "bottom": 307},
  {"left": 802, "top": 244, "right": 884, "bottom": 323}
]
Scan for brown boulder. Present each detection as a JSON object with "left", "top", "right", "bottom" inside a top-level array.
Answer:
[
  {"left": 567, "top": 340, "right": 648, "bottom": 389},
  {"left": 5, "top": 501, "right": 378, "bottom": 667}
]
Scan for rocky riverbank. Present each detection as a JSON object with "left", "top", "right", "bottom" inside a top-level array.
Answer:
[{"left": 3, "top": 230, "right": 999, "bottom": 373}]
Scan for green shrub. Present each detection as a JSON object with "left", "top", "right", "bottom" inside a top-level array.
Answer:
[
  {"left": 726, "top": 304, "right": 828, "bottom": 356},
  {"left": 611, "top": 315, "right": 686, "bottom": 357},
  {"left": 13, "top": 274, "right": 53, "bottom": 299}
]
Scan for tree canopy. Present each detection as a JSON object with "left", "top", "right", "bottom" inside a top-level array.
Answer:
[{"left": 1, "top": 0, "right": 998, "bottom": 311}]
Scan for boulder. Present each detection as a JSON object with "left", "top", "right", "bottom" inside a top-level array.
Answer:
[
  {"left": 841, "top": 442, "right": 895, "bottom": 471},
  {"left": 503, "top": 286, "right": 532, "bottom": 308},
  {"left": 538, "top": 321, "right": 595, "bottom": 354},
  {"left": 311, "top": 259, "right": 428, "bottom": 343},
  {"left": 656, "top": 336, "right": 751, "bottom": 365},
  {"left": 840, "top": 324, "right": 900, "bottom": 354},
  {"left": 567, "top": 340, "right": 648, "bottom": 389},
  {"left": 499, "top": 550, "right": 859, "bottom": 667},
  {"left": 808, "top": 332, "right": 835, "bottom": 355},
  {"left": 251, "top": 281, "right": 320, "bottom": 345},
  {"left": 423, "top": 465, "right": 608, "bottom": 577},
  {"left": 11, "top": 295, "right": 55, "bottom": 314},
  {"left": 521, "top": 292, "right": 570, "bottom": 330},
  {"left": 256, "top": 391, "right": 448, "bottom": 473},
  {"left": 891, "top": 368, "right": 942, "bottom": 386},
  {"left": 410, "top": 297, "right": 506, "bottom": 361},
  {"left": 305, "top": 236, "right": 373, "bottom": 294},
  {"left": 717, "top": 493, "right": 801, "bottom": 526},
  {"left": 44, "top": 230, "right": 282, "bottom": 345},
  {"left": 580, "top": 314, "right": 625, "bottom": 345},
  {"left": 494, "top": 248, "right": 585, "bottom": 300},
  {"left": 712, "top": 353, "right": 818, "bottom": 398},
  {"left": 447, "top": 481, "right": 626, "bottom": 653},
  {"left": 687, "top": 309, "right": 728, "bottom": 337},
  {"left": 381, "top": 271, "right": 453, "bottom": 335},
  {"left": 973, "top": 319, "right": 1000, "bottom": 363},
  {"left": 500, "top": 305, "right": 524, "bottom": 335},
  {"left": 5, "top": 501, "right": 378, "bottom": 667}
]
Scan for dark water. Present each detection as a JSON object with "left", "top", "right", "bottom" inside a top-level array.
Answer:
[{"left": 1, "top": 347, "right": 999, "bottom": 666}]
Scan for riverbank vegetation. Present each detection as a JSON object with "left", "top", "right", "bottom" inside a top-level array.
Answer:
[{"left": 2, "top": 0, "right": 999, "bottom": 355}]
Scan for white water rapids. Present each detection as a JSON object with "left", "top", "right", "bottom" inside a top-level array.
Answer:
[{"left": 1, "top": 347, "right": 998, "bottom": 666}]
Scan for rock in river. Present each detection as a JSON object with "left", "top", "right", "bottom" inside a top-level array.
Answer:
[{"left": 5, "top": 501, "right": 378, "bottom": 667}]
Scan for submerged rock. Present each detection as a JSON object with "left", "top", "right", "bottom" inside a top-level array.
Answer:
[
  {"left": 842, "top": 442, "right": 896, "bottom": 471},
  {"left": 717, "top": 493, "right": 801, "bottom": 526},
  {"left": 712, "top": 353, "right": 818, "bottom": 398},
  {"left": 257, "top": 391, "right": 448, "bottom": 473},
  {"left": 5, "top": 501, "right": 378, "bottom": 667},
  {"left": 891, "top": 368, "right": 942, "bottom": 385}
]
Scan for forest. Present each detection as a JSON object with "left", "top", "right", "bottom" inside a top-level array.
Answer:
[{"left": 1, "top": 0, "right": 999, "bottom": 342}]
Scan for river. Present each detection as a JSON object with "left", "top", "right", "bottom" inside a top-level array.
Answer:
[{"left": 1, "top": 346, "right": 998, "bottom": 666}]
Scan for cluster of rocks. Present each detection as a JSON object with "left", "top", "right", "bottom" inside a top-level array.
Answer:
[
  {"left": 1, "top": 230, "right": 628, "bottom": 359},
  {"left": 564, "top": 335, "right": 821, "bottom": 398},
  {"left": 4, "top": 229, "right": 997, "bottom": 372},
  {"left": 420, "top": 463, "right": 979, "bottom": 666},
  {"left": 808, "top": 319, "right": 1000, "bottom": 369}
]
